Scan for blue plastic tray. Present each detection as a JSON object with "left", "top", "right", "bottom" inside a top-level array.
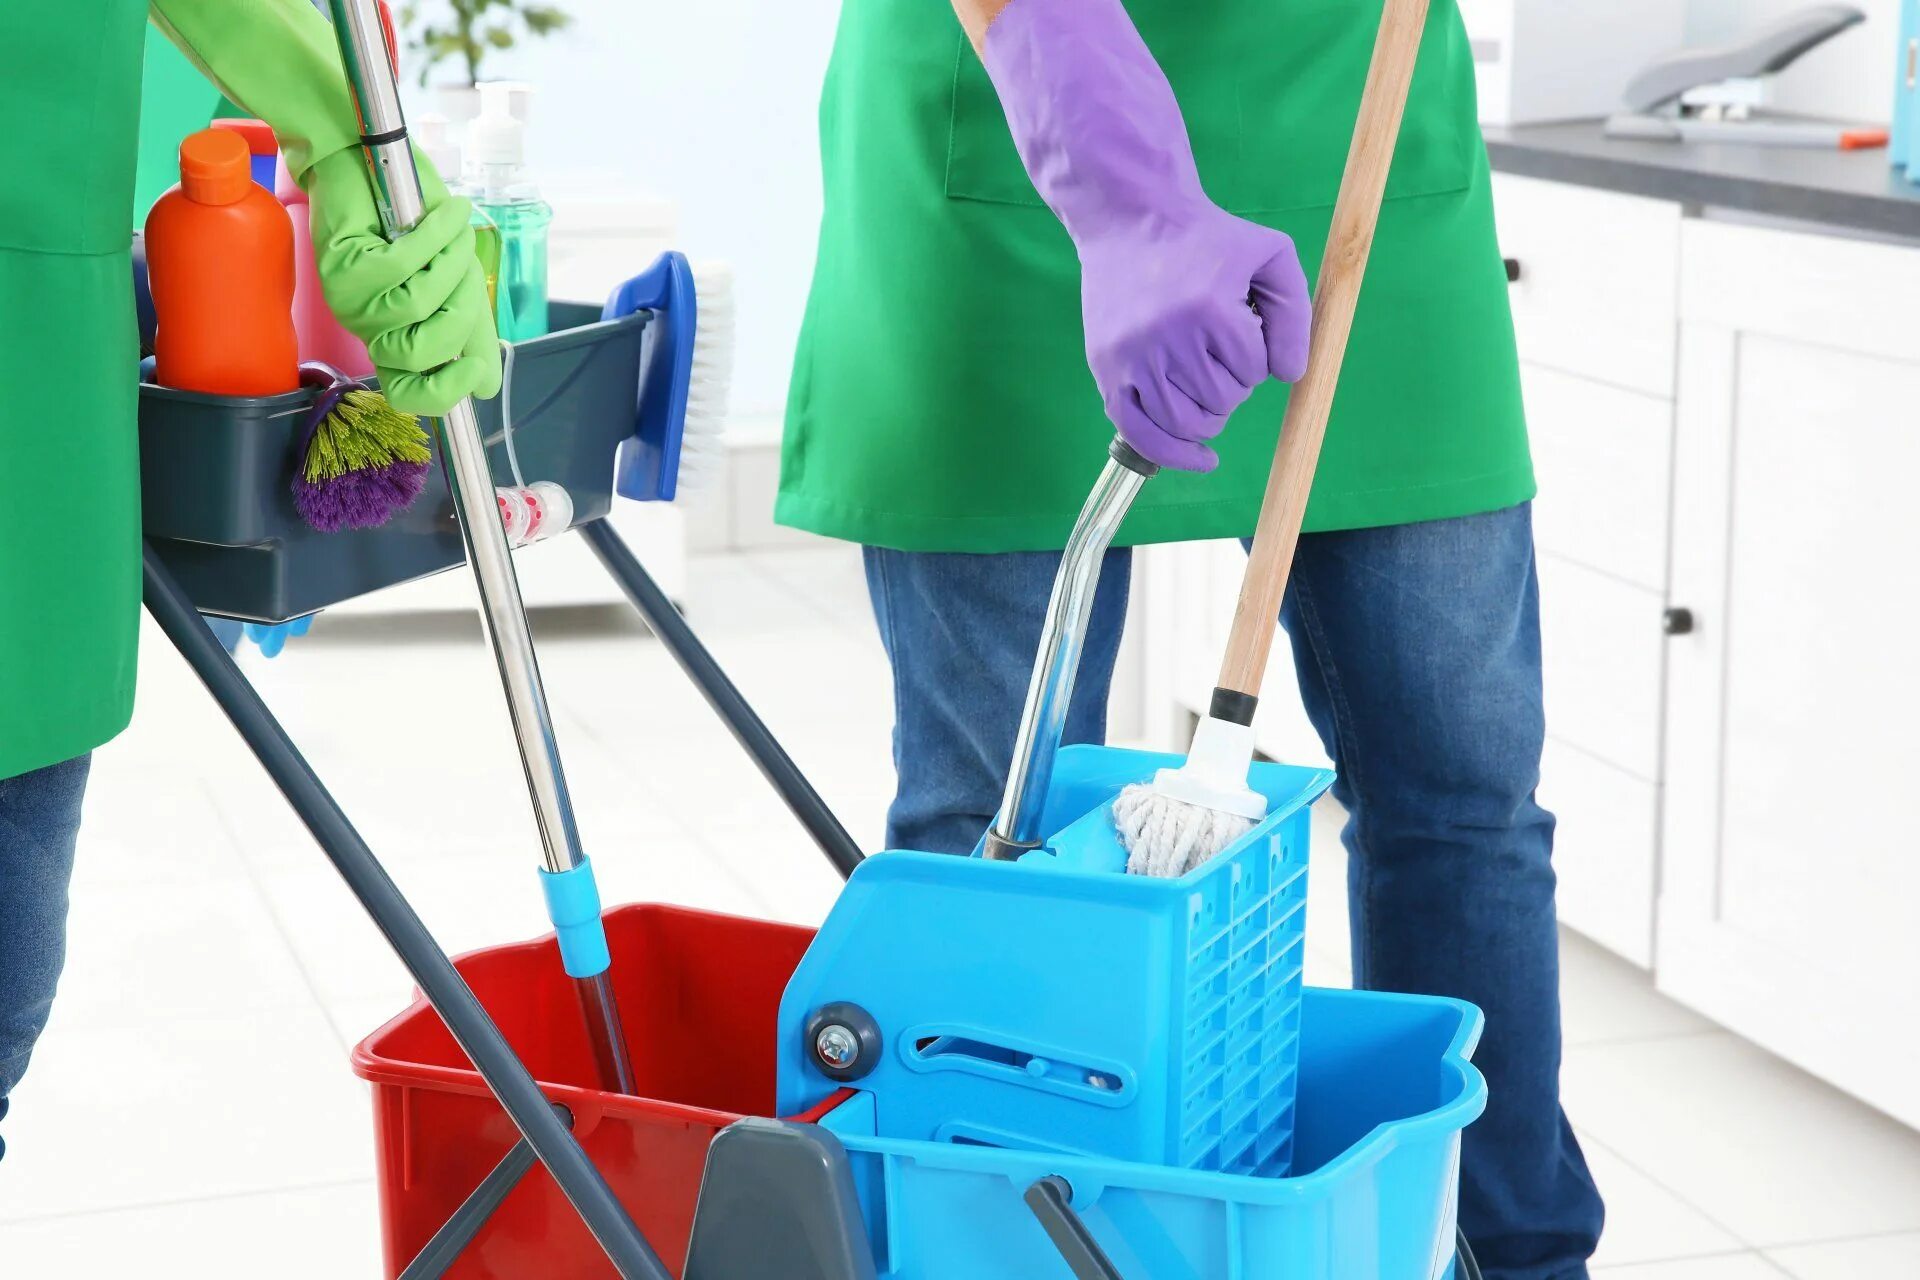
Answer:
[
  {"left": 821, "top": 986, "right": 1485, "bottom": 1280},
  {"left": 779, "top": 745, "right": 1333, "bottom": 1176}
]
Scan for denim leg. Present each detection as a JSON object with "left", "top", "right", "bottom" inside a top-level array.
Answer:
[
  {"left": 1275, "top": 504, "right": 1603, "bottom": 1280},
  {"left": 0, "top": 752, "right": 91, "bottom": 1163},
  {"left": 864, "top": 546, "right": 1132, "bottom": 855}
]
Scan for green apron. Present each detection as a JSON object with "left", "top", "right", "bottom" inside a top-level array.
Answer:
[
  {"left": 1, "top": 1, "right": 149, "bottom": 779},
  {"left": 777, "top": 0, "right": 1533, "bottom": 553}
]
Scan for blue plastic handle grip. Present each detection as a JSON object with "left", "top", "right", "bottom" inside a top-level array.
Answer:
[
  {"left": 538, "top": 857, "right": 612, "bottom": 978},
  {"left": 605, "top": 251, "right": 697, "bottom": 503}
]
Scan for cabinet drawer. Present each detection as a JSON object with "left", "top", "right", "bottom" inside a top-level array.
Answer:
[
  {"left": 1539, "top": 553, "right": 1665, "bottom": 779},
  {"left": 1524, "top": 363, "right": 1673, "bottom": 590},
  {"left": 1540, "top": 740, "right": 1657, "bottom": 967},
  {"left": 1493, "top": 173, "right": 1682, "bottom": 397}
]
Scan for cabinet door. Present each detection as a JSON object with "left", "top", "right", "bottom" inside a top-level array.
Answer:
[
  {"left": 1664, "top": 220, "right": 1920, "bottom": 1129},
  {"left": 1493, "top": 174, "right": 1682, "bottom": 397}
]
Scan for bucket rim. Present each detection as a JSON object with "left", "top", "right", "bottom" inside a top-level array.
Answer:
[{"left": 348, "top": 901, "right": 826, "bottom": 1129}]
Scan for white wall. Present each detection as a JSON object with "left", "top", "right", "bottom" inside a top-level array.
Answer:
[
  {"left": 1687, "top": 0, "right": 1901, "bottom": 122},
  {"left": 401, "top": 0, "right": 840, "bottom": 431}
]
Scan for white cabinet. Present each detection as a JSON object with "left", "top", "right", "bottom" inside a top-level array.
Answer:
[
  {"left": 1661, "top": 219, "right": 1920, "bottom": 1130},
  {"left": 1493, "top": 174, "right": 1682, "bottom": 397},
  {"left": 1496, "top": 175, "right": 1683, "bottom": 967}
]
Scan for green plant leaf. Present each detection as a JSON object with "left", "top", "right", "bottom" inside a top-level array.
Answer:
[
  {"left": 520, "top": 6, "right": 573, "bottom": 35},
  {"left": 485, "top": 24, "right": 515, "bottom": 49}
]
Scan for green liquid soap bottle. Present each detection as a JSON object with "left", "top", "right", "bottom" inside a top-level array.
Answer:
[
  {"left": 419, "top": 112, "right": 502, "bottom": 317},
  {"left": 465, "top": 82, "right": 551, "bottom": 342}
]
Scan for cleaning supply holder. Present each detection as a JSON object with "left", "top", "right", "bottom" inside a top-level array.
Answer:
[{"left": 141, "top": 297, "right": 639, "bottom": 622}]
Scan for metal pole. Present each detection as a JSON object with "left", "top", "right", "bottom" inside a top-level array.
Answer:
[
  {"left": 579, "top": 520, "right": 865, "bottom": 879},
  {"left": 142, "top": 548, "right": 670, "bottom": 1280},
  {"left": 984, "top": 441, "right": 1154, "bottom": 861},
  {"left": 324, "top": 0, "right": 633, "bottom": 1095}
]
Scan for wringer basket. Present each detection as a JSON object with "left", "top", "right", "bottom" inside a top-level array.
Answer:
[{"left": 777, "top": 746, "right": 1332, "bottom": 1175}]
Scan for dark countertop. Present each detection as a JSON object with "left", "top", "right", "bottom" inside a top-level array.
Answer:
[{"left": 1483, "top": 120, "right": 1920, "bottom": 240}]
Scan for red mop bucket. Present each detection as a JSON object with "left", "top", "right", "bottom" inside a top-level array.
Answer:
[{"left": 352, "top": 902, "right": 840, "bottom": 1278}]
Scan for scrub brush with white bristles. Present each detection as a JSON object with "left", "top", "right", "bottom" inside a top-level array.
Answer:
[
  {"left": 1116, "top": 0, "right": 1423, "bottom": 877},
  {"left": 673, "top": 258, "right": 735, "bottom": 498}
]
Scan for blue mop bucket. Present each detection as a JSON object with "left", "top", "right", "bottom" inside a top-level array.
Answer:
[
  {"left": 776, "top": 746, "right": 1485, "bottom": 1276},
  {"left": 819, "top": 986, "right": 1484, "bottom": 1280}
]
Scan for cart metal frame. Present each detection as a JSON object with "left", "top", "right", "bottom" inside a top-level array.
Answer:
[
  {"left": 143, "top": 521, "right": 858, "bottom": 1280},
  {"left": 146, "top": 526, "right": 1482, "bottom": 1280}
]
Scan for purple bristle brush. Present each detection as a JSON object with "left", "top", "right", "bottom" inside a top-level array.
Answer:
[{"left": 292, "top": 361, "right": 433, "bottom": 532}]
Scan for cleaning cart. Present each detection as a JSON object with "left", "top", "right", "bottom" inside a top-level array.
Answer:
[{"left": 139, "top": 1, "right": 1486, "bottom": 1276}]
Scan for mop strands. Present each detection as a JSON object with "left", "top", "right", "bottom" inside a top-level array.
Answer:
[
  {"left": 292, "top": 360, "right": 432, "bottom": 532},
  {"left": 1115, "top": 704, "right": 1268, "bottom": 877}
]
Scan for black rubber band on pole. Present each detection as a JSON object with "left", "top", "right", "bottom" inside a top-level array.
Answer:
[
  {"left": 1209, "top": 687, "right": 1259, "bottom": 727},
  {"left": 1108, "top": 437, "right": 1161, "bottom": 478}
]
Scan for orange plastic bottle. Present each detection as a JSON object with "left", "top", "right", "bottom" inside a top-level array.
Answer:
[{"left": 146, "top": 129, "right": 299, "bottom": 396}]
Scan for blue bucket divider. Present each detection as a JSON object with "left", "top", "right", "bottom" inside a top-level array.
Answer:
[{"left": 819, "top": 986, "right": 1486, "bottom": 1280}]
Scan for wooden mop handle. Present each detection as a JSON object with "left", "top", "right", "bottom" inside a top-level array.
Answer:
[{"left": 1216, "top": 0, "right": 1432, "bottom": 698}]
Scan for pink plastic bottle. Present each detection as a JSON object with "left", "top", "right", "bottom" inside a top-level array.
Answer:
[{"left": 276, "top": 155, "right": 375, "bottom": 377}]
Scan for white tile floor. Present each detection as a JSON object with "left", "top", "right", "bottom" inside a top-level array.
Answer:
[{"left": 4, "top": 539, "right": 1920, "bottom": 1277}]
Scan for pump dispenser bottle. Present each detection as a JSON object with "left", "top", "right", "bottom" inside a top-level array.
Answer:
[{"left": 465, "top": 82, "right": 551, "bottom": 340}]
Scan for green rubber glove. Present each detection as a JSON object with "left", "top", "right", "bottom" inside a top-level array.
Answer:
[
  {"left": 149, "top": 0, "right": 361, "bottom": 181},
  {"left": 152, "top": 0, "right": 501, "bottom": 417},
  {"left": 304, "top": 148, "right": 502, "bottom": 416}
]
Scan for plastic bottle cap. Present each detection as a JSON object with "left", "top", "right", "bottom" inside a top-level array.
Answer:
[
  {"left": 414, "top": 113, "right": 463, "bottom": 187},
  {"left": 492, "top": 80, "right": 536, "bottom": 126},
  {"left": 179, "top": 129, "right": 254, "bottom": 205},
  {"left": 468, "top": 81, "right": 526, "bottom": 171}
]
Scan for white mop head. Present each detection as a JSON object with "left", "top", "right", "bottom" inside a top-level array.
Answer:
[{"left": 1115, "top": 716, "right": 1268, "bottom": 878}]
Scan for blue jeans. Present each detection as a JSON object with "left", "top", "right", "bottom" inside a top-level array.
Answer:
[
  {"left": 0, "top": 752, "right": 90, "bottom": 1163},
  {"left": 864, "top": 503, "right": 1604, "bottom": 1280}
]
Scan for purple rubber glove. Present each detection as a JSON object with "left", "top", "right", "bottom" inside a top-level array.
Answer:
[{"left": 983, "top": 0, "right": 1311, "bottom": 471}]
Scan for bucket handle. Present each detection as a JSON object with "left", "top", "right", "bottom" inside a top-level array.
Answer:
[{"left": 1024, "top": 1176, "right": 1126, "bottom": 1280}]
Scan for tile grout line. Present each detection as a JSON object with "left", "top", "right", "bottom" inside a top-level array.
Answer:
[
  {"left": 1593, "top": 1248, "right": 1788, "bottom": 1276},
  {"left": 1757, "top": 1223, "right": 1920, "bottom": 1254},
  {"left": 1572, "top": 1127, "right": 1767, "bottom": 1258},
  {"left": 196, "top": 777, "right": 359, "bottom": 1059},
  {"left": 1565, "top": 1026, "right": 1727, "bottom": 1051},
  {"left": 0, "top": 1175, "right": 375, "bottom": 1227},
  {"left": 550, "top": 703, "right": 789, "bottom": 918},
  {"left": 735, "top": 548, "right": 879, "bottom": 642}
]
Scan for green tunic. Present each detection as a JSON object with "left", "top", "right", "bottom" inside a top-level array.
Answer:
[
  {"left": 1, "top": 1, "right": 148, "bottom": 779},
  {"left": 778, "top": 0, "right": 1532, "bottom": 553},
  {"left": 1, "top": 2, "right": 358, "bottom": 780}
]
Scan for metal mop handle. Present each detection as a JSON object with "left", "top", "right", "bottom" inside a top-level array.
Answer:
[
  {"left": 985, "top": 440, "right": 1157, "bottom": 861},
  {"left": 326, "top": 0, "right": 635, "bottom": 1094}
]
